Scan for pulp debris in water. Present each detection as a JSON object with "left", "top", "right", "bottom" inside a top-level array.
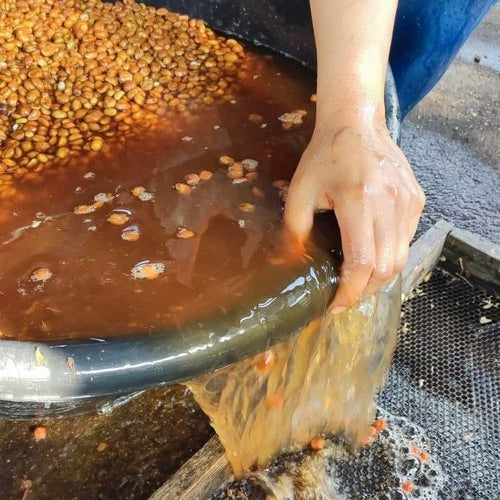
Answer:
[{"left": 1, "top": 1, "right": 408, "bottom": 490}]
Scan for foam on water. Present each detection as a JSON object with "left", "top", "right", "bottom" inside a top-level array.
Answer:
[{"left": 335, "top": 407, "right": 448, "bottom": 499}]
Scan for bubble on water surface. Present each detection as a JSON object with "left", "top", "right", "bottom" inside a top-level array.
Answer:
[
  {"left": 138, "top": 192, "right": 154, "bottom": 202},
  {"left": 130, "top": 261, "right": 165, "bottom": 280}
]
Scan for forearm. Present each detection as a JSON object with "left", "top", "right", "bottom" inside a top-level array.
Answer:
[{"left": 310, "top": 0, "right": 398, "bottom": 128}]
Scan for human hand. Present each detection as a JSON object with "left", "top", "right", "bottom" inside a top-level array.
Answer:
[{"left": 284, "top": 117, "right": 425, "bottom": 313}]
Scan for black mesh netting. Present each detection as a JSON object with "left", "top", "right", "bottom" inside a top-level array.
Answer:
[
  {"left": 213, "top": 267, "right": 499, "bottom": 499},
  {"left": 377, "top": 267, "right": 499, "bottom": 499}
]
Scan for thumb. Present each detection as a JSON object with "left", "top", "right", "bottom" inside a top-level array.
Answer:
[{"left": 283, "top": 179, "right": 316, "bottom": 243}]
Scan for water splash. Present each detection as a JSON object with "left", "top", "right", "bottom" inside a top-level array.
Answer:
[{"left": 187, "top": 277, "right": 401, "bottom": 477}]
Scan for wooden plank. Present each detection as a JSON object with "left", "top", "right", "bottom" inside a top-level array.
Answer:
[
  {"left": 149, "top": 220, "right": 455, "bottom": 500},
  {"left": 401, "top": 220, "right": 454, "bottom": 298},
  {"left": 442, "top": 227, "right": 500, "bottom": 294},
  {"left": 149, "top": 436, "right": 232, "bottom": 500}
]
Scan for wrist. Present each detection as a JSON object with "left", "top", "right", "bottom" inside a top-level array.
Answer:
[{"left": 314, "top": 98, "right": 386, "bottom": 135}]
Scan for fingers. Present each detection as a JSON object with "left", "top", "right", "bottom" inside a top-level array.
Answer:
[
  {"left": 407, "top": 184, "right": 426, "bottom": 243},
  {"left": 283, "top": 177, "right": 316, "bottom": 243},
  {"left": 329, "top": 201, "right": 375, "bottom": 314},
  {"left": 395, "top": 183, "right": 425, "bottom": 272},
  {"left": 363, "top": 207, "right": 397, "bottom": 296},
  {"left": 284, "top": 136, "right": 426, "bottom": 314},
  {"left": 394, "top": 193, "right": 412, "bottom": 274}
]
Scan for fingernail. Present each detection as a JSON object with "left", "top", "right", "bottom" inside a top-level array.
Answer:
[{"left": 329, "top": 305, "right": 346, "bottom": 315}]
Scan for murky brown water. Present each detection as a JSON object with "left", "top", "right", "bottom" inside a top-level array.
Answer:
[
  {"left": 0, "top": 52, "right": 316, "bottom": 340},
  {"left": 211, "top": 408, "right": 446, "bottom": 500}
]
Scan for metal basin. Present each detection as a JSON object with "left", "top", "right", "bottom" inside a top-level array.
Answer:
[{"left": 0, "top": 0, "right": 400, "bottom": 418}]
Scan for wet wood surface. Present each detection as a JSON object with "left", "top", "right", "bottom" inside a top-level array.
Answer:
[
  {"left": 442, "top": 226, "right": 500, "bottom": 294},
  {"left": 149, "top": 436, "right": 232, "bottom": 500},
  {"left": 402, "top": 219, "right": 454, "bottom": 298}
]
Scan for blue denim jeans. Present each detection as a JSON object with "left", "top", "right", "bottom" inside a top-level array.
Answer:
[{"left": 391, "top": 0, "right": 495, "bottom": 117}]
